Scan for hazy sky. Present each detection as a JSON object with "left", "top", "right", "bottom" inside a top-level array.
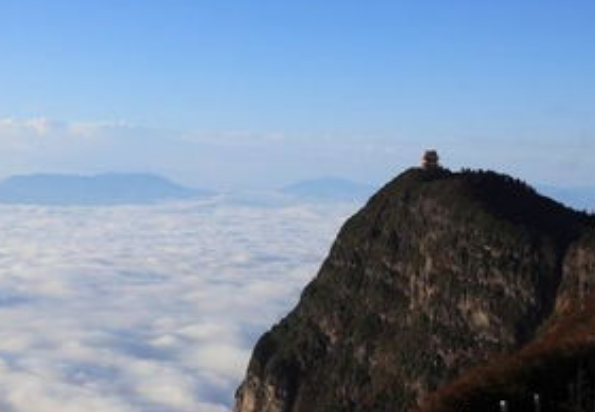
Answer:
[{"left": 0, "top": 1, "right": 594, "bottom": 189}]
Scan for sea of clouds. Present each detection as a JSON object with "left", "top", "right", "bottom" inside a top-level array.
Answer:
[{"left": 0, "top": 197, "right": 356, "bottom": 412}]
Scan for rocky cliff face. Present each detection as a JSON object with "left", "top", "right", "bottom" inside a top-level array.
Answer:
[
  {"left": 556, "top": 231, "right": 595, "bottom": 315},
  {"left": 418, "top": 229, "right": 595, "bottom": 412},
  {"left": 234, "top": 168, "right": 595, "bottom": 412}
]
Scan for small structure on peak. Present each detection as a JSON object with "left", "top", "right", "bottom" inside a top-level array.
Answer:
[{"left": 421, "top": 150, "right": 440, "bottom": 170}]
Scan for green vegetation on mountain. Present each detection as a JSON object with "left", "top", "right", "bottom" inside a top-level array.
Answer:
[{"left": 235, "top": 167, "right": 595, "bottom": 412}]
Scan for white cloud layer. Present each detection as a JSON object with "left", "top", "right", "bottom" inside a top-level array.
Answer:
[{"left": 0, "top": 198, "right": 356, "bottom": 411}]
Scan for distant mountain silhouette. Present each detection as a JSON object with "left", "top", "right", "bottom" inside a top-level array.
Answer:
[
  {"left": 281, "top": 177, "right": 376, "bottom": 201},
  {"left": 0, "top": 173, "right": 211, "bottom": 205}
]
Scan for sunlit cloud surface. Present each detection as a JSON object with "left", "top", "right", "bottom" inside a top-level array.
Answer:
[{"left": 0, "top": 198, "right": 355, "bottom": 411}]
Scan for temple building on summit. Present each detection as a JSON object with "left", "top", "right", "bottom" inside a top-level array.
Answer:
[{"left": 422, "top": 150, "right": 440, "bottom": 169}]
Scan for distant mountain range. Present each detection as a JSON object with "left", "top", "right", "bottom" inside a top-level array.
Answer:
[
  {"left": 0, "top": 173, "right": 590, "bottom": 210},
  {"left": 0, "top": 173, "right": 211, "bottom": 205},
  {"left": 281, "top": 177, "right": 376, "bottom": 202}
]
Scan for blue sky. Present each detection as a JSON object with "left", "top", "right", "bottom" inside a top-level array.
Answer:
[{"left": 0, "top": 1, "right": 594, "bottom": 189}]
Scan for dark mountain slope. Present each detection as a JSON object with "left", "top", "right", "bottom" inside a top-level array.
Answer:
[
  {"left": 234, "top": 167, "right": 594, "bottom": 412},
  {"left": 538, "top": 185, "right": 595, "bottom": 213}
]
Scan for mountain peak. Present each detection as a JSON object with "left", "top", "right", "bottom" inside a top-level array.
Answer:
[
  {"left": 377, "top": 168, "right": 590, "bottom": 243},
  {"left": 235, "top": 166, "right": 595, "bottom": 412}
]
